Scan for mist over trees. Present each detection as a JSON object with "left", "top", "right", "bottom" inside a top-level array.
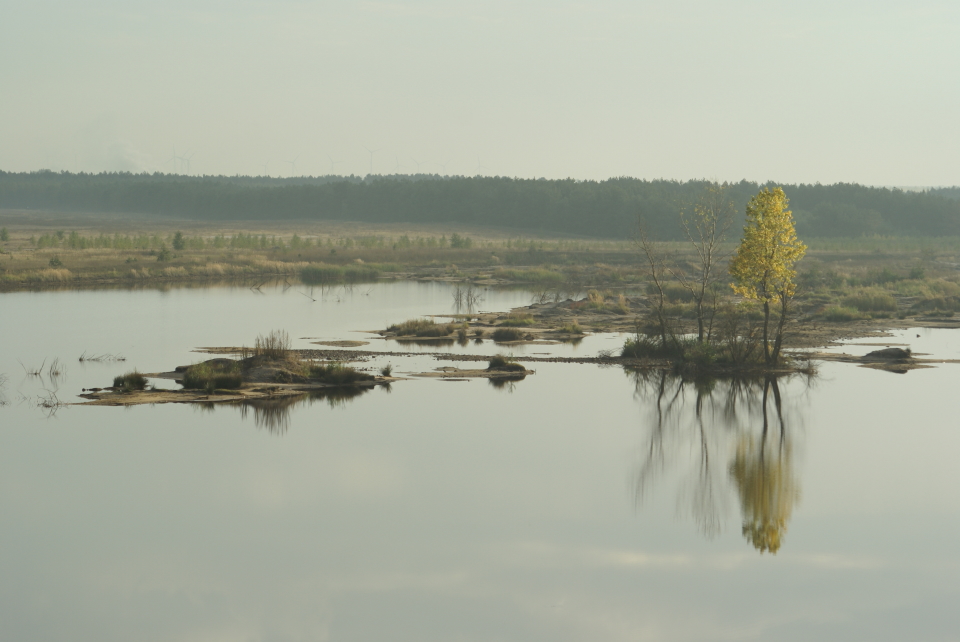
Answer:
[{"left": 1, "top": 170, "right": 959, "bottom": 239}]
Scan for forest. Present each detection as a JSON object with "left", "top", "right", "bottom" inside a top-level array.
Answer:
[{"left": 2, "top": 170, "right": 959, "bottom": 240}]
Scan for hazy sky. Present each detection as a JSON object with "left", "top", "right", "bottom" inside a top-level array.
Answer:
[{"left": 2, "top": 1, "right": 958, "bottom": 184}]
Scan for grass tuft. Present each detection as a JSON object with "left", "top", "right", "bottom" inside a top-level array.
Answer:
[
  {"left": 113, "top": 370, "right": 148, "bottom": 391},
  {"left": 308, "top": 362, "right": 375, "bottom": 385},
  {"left": 182, "top": 362, "right": 243, "bottom": 392}
]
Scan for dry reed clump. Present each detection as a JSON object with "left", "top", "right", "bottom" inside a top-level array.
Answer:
[
  {"left": 200, "top": 263, "right": 227, "bottom": 276},
  {"left": 253, "top": 260, "right": 305, "bottom": 274},
  {"left": 162, "top": 266, "right": 188, "bottom": 277},
  {"left": 559, "top": 322, "right": 584, "bottom": 334},
  {"left": 33, "top": 268, "right": 73, "bottom": 282},
  {"left": 255, "top": 330, "right": 290, "bottom": 359},
  {"left": 386, "top": 318, "right": 455, "bottom": 337}
]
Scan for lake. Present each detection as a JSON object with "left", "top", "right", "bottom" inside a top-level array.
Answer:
[{"left": 1, "top": 281, "right": 958, "bottom": 641}]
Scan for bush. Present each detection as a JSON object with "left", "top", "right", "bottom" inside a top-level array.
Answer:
[
  {"left": 255, "top": 330, "right": 290, "bottom": 358},
  {"left": 492, "top": 327, "right": 525, "bottom": 342},
  {"left": 487, "top": 354, "right": 526, "bottom": 371},
  {"left": 499, "top": 312, "right": 535, "bottom": 326},
  {"left": 182, "top": 362, "right": 243, "bottom": 392},
  {"left": 0, "top": 227, "right": 8, "bottom": 242},
  {"left": 387, "top": 318, "right": 454, "bottom": 337},
  {"left": 113, "top": 371, "right": 147, "bottom": 391},
  {"left": 841, "top": 289, "right": 898, "bottom": 312},
  {"left": 822, "top": 305, "right": 863, "bottom": 322},
  {"left": 559, "top": 322, "right": 584, "bottom": 334},
  {"left": 380, "top": 364, "right": 393, "bottom": 377},
  {"left": 308, "top": 362, "right": 374, "bottom": 385},
  {"left": 48, "top": 256, "right": 63, "bottom": 268}
]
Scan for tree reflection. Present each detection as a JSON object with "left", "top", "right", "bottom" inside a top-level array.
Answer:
[
  {"left": 232, "top": 387, "right": 373, "bottom": 434},
  {"left": 630, "top": 369, "right": 804, "bottom": 552},
  {"left": 728, "top": 378, "right": 800, "bottom": 554}
]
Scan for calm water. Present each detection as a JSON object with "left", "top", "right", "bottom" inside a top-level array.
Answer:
[{"left": 1, "top": 282, "right": 958, "bottom": 641}]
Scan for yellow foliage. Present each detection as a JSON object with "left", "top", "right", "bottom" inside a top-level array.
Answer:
[{"left": 729, "top": 187, "right": 807, "bottom": 302}]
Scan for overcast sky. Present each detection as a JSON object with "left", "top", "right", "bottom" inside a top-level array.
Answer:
[{"left": 1, "top": 0, "right": 957, "bottom": 185}]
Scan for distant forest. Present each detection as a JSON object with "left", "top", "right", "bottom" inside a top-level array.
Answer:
[{"left": 2, "top": 170, "right": 960, "bottom": 240}]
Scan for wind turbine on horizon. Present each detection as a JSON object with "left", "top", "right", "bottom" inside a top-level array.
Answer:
[
  {"left": 362, "top": 145, "right": 380, "bottom": 175},
  {"left": 165, "top": 145, "right": 179, "bottom": 174},
  {"left": 284, "top": 155, "right": 300, "bottom": 177},
  {"left": 327, "top": 155, "right": 343, "bottom": 175},
  {"left": 476, "top": 156, "right": 489, "bottom": 175}
]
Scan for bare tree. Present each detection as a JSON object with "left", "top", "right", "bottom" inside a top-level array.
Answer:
[
  {"left": 635, "top": 213, "right": 675, "bottom": 348},
  {"left": 675, "top": 183, "right": 735, "bottom": 343}
]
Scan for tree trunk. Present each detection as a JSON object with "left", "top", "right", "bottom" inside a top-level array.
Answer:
[
  {"left": 771, "top": 293, "right": 789, "bottom": 365},
  {"left": 762, "top": 300, "right": 771, "bottom": 365},
  {"left": 696, "top": 298, "right": 705, "bottom": 343}
]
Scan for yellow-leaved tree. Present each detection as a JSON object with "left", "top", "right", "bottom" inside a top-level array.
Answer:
[{"left": 729, "top": 187, "right": 806, "bottom": 366}]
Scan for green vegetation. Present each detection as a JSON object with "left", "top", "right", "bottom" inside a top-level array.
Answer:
[
  {"left": 301, "top": 262, "right": 390, "bottom": 283},
  {"left": 5, "top": 172, "right": 960, "bottom": 239},
  {"left": 729, "top": 187, "right": 807, "bottom": 366},
  {"left": 112, "top": 371, "right": 148, "bottom": 391},
  {"left": 840, "top": 289, "right": 897, "bottom": 313},
  {"left": 820, "top": 306, "right": 864, "bottom": 322},
  {"left": 487, "top": 354, "right": 526, "bottom": 372},
  {"left": 307, "top": 362, "right": 375, "bottom": 385},
  {"left": 559, "top": 322, "right": 584, "bottom": 334},
  {"left": 181, "top": 361, "right": 242, "bottom": 392},
  {"left": 492, "top": 327, "right": 525, "bottom": 342},
  {"left": 386, "top": 318, "right": 454, "bottom": 337},
  {"left": 499, "top": 311, "right": 535, "bottom": 326}
]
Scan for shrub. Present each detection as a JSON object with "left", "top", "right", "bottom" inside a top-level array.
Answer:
[
  {"left": 487, "top": 354, "right": 526, "bottom": 372},
  {"left": 0, "top": 227, "right": 8, "bottom": 242},
  {"left": 48, "top": 256, "right": 63, "bottom": 268},
  {"left": 559, "top": 322, "right": 584, "bottom": 334},
  {"left": 911, "top": 296, "right": 960, "bottom": 312},
  {"left": 387, "top": 318, "right": 454, "bottom": 337},
  {"left": 613, "top": 294, "right": 630, "bottom": 314},
  {"left": 113, "top": 371, "right": 147, "bottom": 391},
  {"left": 380, "top": 364, "right": 393, "bottom": 377},
  {"left": 841, "top": 289, "right": 898, "bottom": 312},
  {"left": 182, "top": 362, "right": 243, "bottom": 392},
  {"left": 492, "top": 327, "right": 524, "bottom": 342},
  {"left": 499, "top": 312, "right": 535, "bottom": 326},
  {"left": 822, "top": 305, "right": 863, "bottom": 322},
  {"left": 255, "top": 330, "right": 290, "bottom": 358},
  {"left": 308, "top": 362, "right": 374, "bottom": 385}
]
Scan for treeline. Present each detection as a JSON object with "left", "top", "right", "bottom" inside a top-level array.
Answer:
[{"left": 2, "top": 170, "right": 959, "bottom": 239}]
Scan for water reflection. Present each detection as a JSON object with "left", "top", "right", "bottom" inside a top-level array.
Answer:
[
  {"left": 231, "top": 387, "right": 374, "bottom": 434},
  {"left": 630, "top": 370, "right": 804, "bottom": 553},
  {"left": 488, "top": 375, "right": 526, "bottom": 392}
]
